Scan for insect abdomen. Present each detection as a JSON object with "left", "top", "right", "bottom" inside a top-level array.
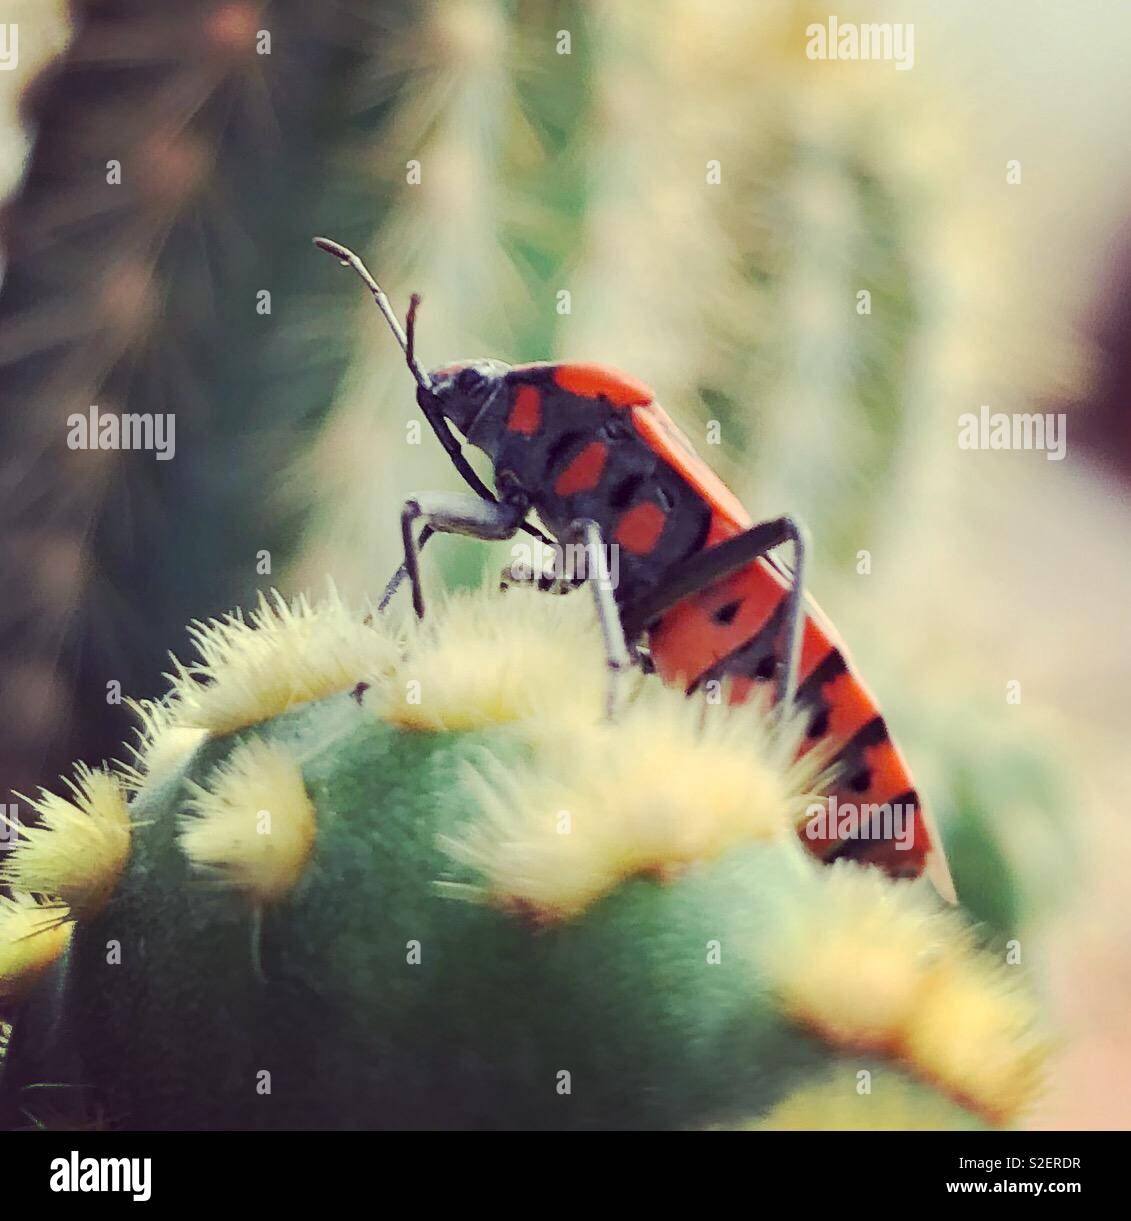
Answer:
[{"left": 647, "top": 556, "right": 937, "bottom": 884}]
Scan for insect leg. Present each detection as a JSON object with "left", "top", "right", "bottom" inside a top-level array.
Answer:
[
  {"left": 378, "top": 526, "right": 434, "bottom": 612},
  {"left": 396, "top": 493, "right": 526, "bottom": 619},
  {"left": 498, "top": 566, "right": 585, "bottom": 595},
  {"left": 382, "top": 509, "right": 553, "bottom": 612},
  {"left": 775, "top": 518, "right": 809, "bottom": 712},
  {"left": 569, "top": 517, "right": 632, "bottom": 721},
  {"left": 619, "top": 515, "right": 809, "bottom": 709}
]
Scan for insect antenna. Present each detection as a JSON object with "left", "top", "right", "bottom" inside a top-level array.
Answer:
[
  {"left": 313, "top": 237, "right": 431, "bottom": 391},
  {"left": 313, "top": 236, "right": 552, "bottom": 546},
  {"left": 405, "top": 291, "right": 422, "bottom": 373}
]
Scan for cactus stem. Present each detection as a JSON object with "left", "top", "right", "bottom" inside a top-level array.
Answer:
[{"left": 249, "top": 906, "right": 267, "bottom": 987}]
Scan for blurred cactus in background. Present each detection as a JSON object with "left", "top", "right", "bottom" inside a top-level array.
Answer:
[{"left": 0, "top": 0, "right": 423, "bottom": 803}]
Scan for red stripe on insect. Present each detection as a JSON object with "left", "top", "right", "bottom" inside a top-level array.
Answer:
[
  {"left": 847, "top": 739, "right": 913, "bottom": 809},
  {"left": 799, "top": 667, "right": 875, "bottom": 756},
  {"left": 553, "top": 364, "right": 654, "bottom": 407},
  {"left": 630, "top": 404, "right": 752, "bottom": 538}
]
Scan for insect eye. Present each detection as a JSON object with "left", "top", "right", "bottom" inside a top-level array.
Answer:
[{"left": 456, "top": 367, "right": 488, "bottom": 397}]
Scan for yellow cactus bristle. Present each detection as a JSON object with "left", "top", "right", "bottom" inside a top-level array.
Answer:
[
  {"left": 1, "top": 765, "right": 130, "bottom": 920},
  {"left": 0, "top": 893, "right": 73, "bottom": 1005},
  {"left": 368, "top": 586, "right": 607, "bottom": 732},
  {"left": 441, "top": 684, "right": 817, "bottom": 921},
  {"left": 166, "top": 583, "right": 398, "bottom": 736},
  {"left": 179, "top": 737, "right": 317, "bottom": 905},
  {"left": 118, "top": 696, "right": 207, "bottom": 793},
  {"left": 763, "top": 863, "right": 945, "bottom": 1051},
  {"left": 903, "top": 948, "right": 1047, "bottom": 1125},
  {"left": 746, "top": 1068, "right": 980, "bottom": 1131},
  {"left": 760, "top": 862, "right": 1046, "bottom": 1124}
]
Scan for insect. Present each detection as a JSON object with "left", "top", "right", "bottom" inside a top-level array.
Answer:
[{"left": 315, "top": 237, "right": 955, "bottom": 902}]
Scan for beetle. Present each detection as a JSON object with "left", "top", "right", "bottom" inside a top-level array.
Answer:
[{"left": 315, "top": 237, "right": 955, "bottom": 902}]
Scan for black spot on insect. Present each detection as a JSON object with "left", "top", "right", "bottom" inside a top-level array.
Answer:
[
  {"left": 351, "top": 681, "right": 370, "bottom": 704},
  {"left": 849, "top": 768, "right": 872, "bottom": 793},
  {"left": 544, "top": 429, "right": 586, "bottom": 474},
  {"left": 610, "top": 472, "right": 647, "bottom": 508},
  {"left": 598, "top": 417, "right": 633, "bottom": 443},
  {"left": 807, "top": 708, "right": 829, "bottom": 738},
  {"left": 456, "top": 366, "right": 488, "bottom": 397},
  {"left": 712, "top": 599, "right": 742, "bottom": 626},
  {"left": 753, "top": 654, "right": 776, "bottom": 681}
]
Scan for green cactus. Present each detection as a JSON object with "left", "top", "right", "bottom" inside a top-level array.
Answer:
[{"left": 0, "top": 588, "right": 1046, "bottom": 1131}]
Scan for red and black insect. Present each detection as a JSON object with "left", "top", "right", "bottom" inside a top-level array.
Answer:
[{"left": 315, "top": 237, "right": 955, "bottom": 902}]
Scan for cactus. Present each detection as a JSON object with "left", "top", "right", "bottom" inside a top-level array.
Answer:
[
  {"left": 0, "top": 0, "right": 423, "bottom": 801},
  {"left": 0, "top": 587, "right": 1046, "bottom": 1130}
]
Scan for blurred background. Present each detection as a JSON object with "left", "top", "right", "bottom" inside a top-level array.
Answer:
[{"left": 1, "top": 0, "right": 1129, "bottom": 1128}]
